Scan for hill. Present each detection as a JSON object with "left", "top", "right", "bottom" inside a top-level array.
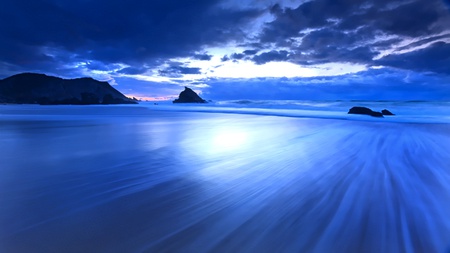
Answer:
[
  {"left": 173, "top": 87, "right": 207, "bottom": 103},
  {"left": 0, "top": 73, "right": 137, "bottom": 105}
]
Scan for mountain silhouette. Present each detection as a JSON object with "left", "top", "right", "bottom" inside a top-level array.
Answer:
[{"left": 0, "top": 73, "right": 137, "bottom": 105}]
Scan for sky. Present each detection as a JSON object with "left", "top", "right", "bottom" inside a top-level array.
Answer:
[{"left": 1, "top": 0, "right": 450, "bottom": 100}]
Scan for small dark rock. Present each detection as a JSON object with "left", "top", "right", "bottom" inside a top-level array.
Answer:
[
  {"left": 381, "top": 109, "right": 395, "bottom": 115},
  {"left": 370, "top": 111, "right": 384, "bottom": 117},
  {"left": 348, "top": 106, "right": 373, "bottom": 115},
  {"left": 348, "top": 106, "right": 384, "bottom": 118},
  {"left": 173, "top": 87, "right": 206, "bottom": 103}
]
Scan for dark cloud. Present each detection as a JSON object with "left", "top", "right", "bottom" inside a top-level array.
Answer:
[
  {"left": 252, "top": 50, "right": 290, "bottom": 65},
  {"left": 243, "top": 49, "right": 259, "bottom": 55},
  {"left": 261, "top": 2, "right": 332, "bottom": 44},
  {"left": 221, "top": 50, "right": 259, "bottom": 62},
  {"left": 263, "top": 0, "right": 445, "bottom": 42},
  {"left": 159, "top": 62, "right": 202, "bottom": 78},
  {"left": 221, "top": 55, "right": 230, "bottom": 62},
  {"left": 0, "top": 0, "right": 262, "bottom": 74},
  {"left": 297, "top": 28, "right": 360, "bottom": 51},
  {"left": 292, "top": 46, "right": 375, "bottom": 66},
  {"left": 336, "top": 1, "right": 443, "bottom": 36},
  {"left": 176, "top": 67, "right": 202, "bottom": 75},
  {"left": 393, "top": 34, "right": 450, "bottom": 53},
  {"left": 370, "top": 1, "right": 441, "bottom": 37},
  {"left": 230, "top": 53, "right": 246, "bottom": 60},
  {"left": 1, "top": 0, "right": 449, "bottom": 100},
  {"left": 377, "top": 42, "right": 450, "bottom": 74},
  {"left": 193, "top": 54, "right": 213, "bottom": 61},
  {"left": 288, "top": 27, "right": 376, "bottom": 64},
  {"left": 258, "top": 0, "right": 449, "bottom": 66},
  {"left": 445, "top": 0, "right": 450, "bottom": 8},
  {"left": 117, "top": 67, "right": 149, "bottom": 75},
  {"left": 203, "top": 68, "right": 450, "bottom": 100}
]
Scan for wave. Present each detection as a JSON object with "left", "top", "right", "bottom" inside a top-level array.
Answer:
[
  {"left": 142, "top": 100, "right": 450, "bottom": 124},
  {"left": 2, "top": 102, "right": 450, "bottom": 252},
  {"left": 2, "top": 100, "right": 450, "bottom": 124}
]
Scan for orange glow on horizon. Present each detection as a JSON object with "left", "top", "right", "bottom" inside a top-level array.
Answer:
[{"left": 125, "top": 94, "right": 178, "bottom": 101}]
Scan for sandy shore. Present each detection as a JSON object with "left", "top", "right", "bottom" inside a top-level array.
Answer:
[{"left": 1, "top": 106, "right": 450, "bottom": 252}]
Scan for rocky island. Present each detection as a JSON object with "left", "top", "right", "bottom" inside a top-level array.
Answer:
[
  {"left": 348, "top": 106, "right": 395, "bottom": 117},
  {"left": 173, "top": 87, "right": 207, "bottom": 103},
  {"left": 0, "top": 73, "right": 137, "bottom": 105}
]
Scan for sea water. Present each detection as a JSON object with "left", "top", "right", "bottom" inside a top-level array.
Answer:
[
  {"left": 144, "top": 100, "right": 450, "bottom": 123},
  {"left": 1, "top": 101, "right": 450, "bottom": 252}
]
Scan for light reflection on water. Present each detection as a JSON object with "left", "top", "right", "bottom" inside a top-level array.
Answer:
[
  {"left": 0, "top": 108, "right": 450, "bottom": 253},
  {"left": 210, "top": 127, "right": 248, "bottom": 152}
]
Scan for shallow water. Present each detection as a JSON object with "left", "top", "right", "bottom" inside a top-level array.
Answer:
[
  {"left": 1, "top": 105, "right": 450, "bottom": 252},
  {"left": 141, "top": 100, "right": 450, "bottom": 124}
]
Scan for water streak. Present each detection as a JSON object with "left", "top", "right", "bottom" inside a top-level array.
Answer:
[{"left": 0, "top": 106, "right": 450, "bottom": 253}]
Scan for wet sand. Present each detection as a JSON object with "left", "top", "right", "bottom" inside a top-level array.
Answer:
[{"left": 1, "top": 106, "right": 450, "bottom": 252}]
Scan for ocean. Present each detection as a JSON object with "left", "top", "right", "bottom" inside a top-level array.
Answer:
[{"left": 1, "top": 101, "right": 450, "bottom": 252}]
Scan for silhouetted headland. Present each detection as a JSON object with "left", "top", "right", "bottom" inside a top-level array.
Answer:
[
  {"left": 0, "top": 73, "right": 137, "bottom": 105},
  {"left": 173, "top": 87, "right": 207, "bottom": 103}
]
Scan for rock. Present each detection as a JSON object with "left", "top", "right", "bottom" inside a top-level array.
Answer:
[
  {"left": 0, "top": 73, "right": 137, "bottom": 105},
  {"left": 370, "top": 111, "right": 384, "bottom": 117},
  {"left": 348, "top": 106, "right": 373, "bottom": 115},
  {"left": 382, "top": 109, "right": 395, "bottom": 115},
  {"left": 173, "top": 87, "right": 206, "bottom": 103},
  {"left": 348, "top": 106, "right": 384, "bottom": 117}
]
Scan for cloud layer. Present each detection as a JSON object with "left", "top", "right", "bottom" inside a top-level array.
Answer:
[
  {"left": 0, "top": 0, "right": 449, "bottom": 99},
  {"left": 0, "top": 0, "right": 260, "bottom": 74}
]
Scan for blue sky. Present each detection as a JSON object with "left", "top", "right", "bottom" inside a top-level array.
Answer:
[{"left": 1, "top": 0, "right": 450, "bottom": 100}]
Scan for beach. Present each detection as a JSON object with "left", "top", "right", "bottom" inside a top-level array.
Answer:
[{"left": 1, "top": 104, "right": 450, "bottom": 252}]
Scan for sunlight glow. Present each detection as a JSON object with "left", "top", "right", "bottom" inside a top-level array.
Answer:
[
  {"left": 195, "top": 125, "right": 252, "bottom": 179},
  {"left": 124, "top": 94, "right": 177, "bottom": 101},
  {"left": 209, "top": 61, "right": 317, "bottom": 78},
  {"left": 118, "top": 73, "right": 177, "bottom": 83},
  {"left": 212, "top": 131, "right": 248, "bottom": 151},
  {"left": 165, "top": 54, "right": 368, "bottom": 80},
  {"left": 110, "top": 46, "right": 368, "bottom": 86}
]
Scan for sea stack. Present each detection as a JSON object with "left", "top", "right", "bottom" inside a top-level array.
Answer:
[
  {"left": 0, "top": 73, "right": 137, "bottom": 105},
  {"left": 173, "top": 87, "right": 207, "bottom": 103},
  {"left": 382, "top": 109, "right": 395, "bottom": 115},
  {"left": 348, "top": 106, "right": 384, "bottom": 117}
]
